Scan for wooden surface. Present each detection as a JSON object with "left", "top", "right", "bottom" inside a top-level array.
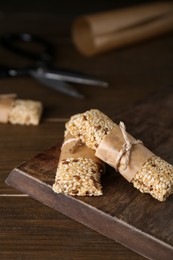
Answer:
[
  {"left": 6, "top": 87, "right": 173, "bottom": 260},
  {"left": 0, "top": 6, "right": 173, "bottom": 260}
]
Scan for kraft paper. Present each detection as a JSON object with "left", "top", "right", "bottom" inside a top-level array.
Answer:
[
  {"left": 59, "top": 132, "right": 104, "bottom": 167},
  {"left": 0, "top": 94, "right": 17, "bottom": 123},
  {"left": 95, "top": 124, "right": 154, "bottom": 182}
]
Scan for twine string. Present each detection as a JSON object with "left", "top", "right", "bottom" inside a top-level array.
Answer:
[{"left": 115, "top": 121, "right": 143, "bottom": 170}]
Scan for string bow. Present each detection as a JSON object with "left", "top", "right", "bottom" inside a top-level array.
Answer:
[{"left": 115, "top": 121, "right": 142, "bottom": 170}]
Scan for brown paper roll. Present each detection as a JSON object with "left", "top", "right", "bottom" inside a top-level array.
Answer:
[
  {"left": 95, "top": 124, "right": 153, "bottom": 182},
  {"left": 0, "top": 94, "right": 17, "bottom": 123},
  {"left": 72, "top": 2, "right": 173, "bottom": 56}
]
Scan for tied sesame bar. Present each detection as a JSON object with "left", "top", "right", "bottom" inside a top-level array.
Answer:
[
  {"left": 53, "top": 132, "right": 104, "bottom": 196},
  {"left": 0, "top": 94, "right": 42, "bottom": 125},
  {"left": 66, "top": 109, "right": 173, "bottom": 201}
]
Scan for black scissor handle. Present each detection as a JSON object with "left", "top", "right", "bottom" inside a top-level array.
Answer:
[{"left": 1, "top": 33, "right": 55, "bottom": 65}]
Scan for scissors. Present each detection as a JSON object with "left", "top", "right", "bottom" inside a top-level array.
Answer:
[{"left": 0, "top": 33, "right": 108, "bottom": 98}]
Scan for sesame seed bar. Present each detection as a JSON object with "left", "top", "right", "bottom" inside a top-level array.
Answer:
[
  {"left": 53, "top": 132, "right": 104, "bottom": 196},
  {"left": 66, "top": 109, "right": 173, "bottom": 201},
  {"left": 65, "top": 109, "right": 114, "bottom": 150},
  {"left": 132, "top": 156, "right": 173, "bottom": 201},
  {"left": 9, "top": 99, "right": 43, "bottom": 125}
]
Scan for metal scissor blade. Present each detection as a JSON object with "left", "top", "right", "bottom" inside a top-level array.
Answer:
[
  {"left": 30, "top": 70, "right": 84, "bottom": 99},
  {"left": 42, "top": 68, "right": 108, "bottom": 87}
]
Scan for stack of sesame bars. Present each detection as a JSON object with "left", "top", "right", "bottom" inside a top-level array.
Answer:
[{"left": 53, "top": 109, "right": 173, "bottom": 202}]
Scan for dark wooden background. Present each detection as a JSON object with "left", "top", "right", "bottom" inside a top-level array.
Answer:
[{"left": 0, "top": 1, "right": 173, "bottom": 259}]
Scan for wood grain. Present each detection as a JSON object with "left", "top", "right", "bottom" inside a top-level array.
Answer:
[
  {"left": 1, "top": 5, "right": 173, "bottom": 259},
  {"left": 6, "top": 87, "right": 173, "bottom": 260}
]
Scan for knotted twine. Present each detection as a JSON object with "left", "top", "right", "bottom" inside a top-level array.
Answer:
[
  {"left": 114, "top": 122, "right": 143, "bottom": 171},
  {"left": 95, "top": 121, "right": 153, "bottom": 182}
]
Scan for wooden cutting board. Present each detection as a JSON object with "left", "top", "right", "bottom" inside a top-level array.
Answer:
[{"left": 6, "top": 87, "right": 173, "bottom": 260}]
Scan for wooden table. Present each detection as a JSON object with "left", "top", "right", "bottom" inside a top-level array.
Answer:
[{"left": 0, "top": 11, "right": 173, "bottom": 260}]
